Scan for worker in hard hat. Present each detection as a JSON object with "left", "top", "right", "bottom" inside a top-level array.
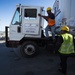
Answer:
[
  {"left": 38, "top": 7, "right": 56, "bottom": 41},
  {"left": 55, "top": 26, "right": 75, "bottom": 75}
]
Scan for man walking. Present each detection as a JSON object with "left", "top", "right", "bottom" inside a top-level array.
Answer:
[{"left": 55, "top": 26, "right": 75, "bottom": 75}]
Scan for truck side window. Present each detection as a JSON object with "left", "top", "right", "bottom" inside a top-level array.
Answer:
[
  {"left": 24, "top": 9, "right": 37, "bottom": 19},
  {"left": 11, "top": 8, "right": 21, "bottom": 25}
]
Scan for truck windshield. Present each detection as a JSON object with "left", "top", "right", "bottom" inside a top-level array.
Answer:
[
  {"left": 11, "top": 7, "right": 21, "bottom": 25},
  {"left": 24, "top": 9, "right": 37, "bottom": 19}
]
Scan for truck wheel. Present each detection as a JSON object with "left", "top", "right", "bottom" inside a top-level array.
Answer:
[{"left": 20, "top": 41, "right": 38, "bottom": 57}]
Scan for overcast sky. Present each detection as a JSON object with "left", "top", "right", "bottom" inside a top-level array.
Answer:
[{"left": 0, "top": 0, "right": 55, "bottom": 31}]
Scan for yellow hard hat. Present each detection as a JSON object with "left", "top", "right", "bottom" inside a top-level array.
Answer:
[
  {"left": 46, "top": 7, "right": 52, "bottom": 11},
  {"left": 61, "top": 26, "right": 69, "bottom": 32}
]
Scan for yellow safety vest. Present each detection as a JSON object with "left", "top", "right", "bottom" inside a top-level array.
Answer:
[
  {"left": 59, "top": 33, "right": 74, "bottom": 54},
  {"left": 48, "top": 18, "right": 56, "bottom": 26}
]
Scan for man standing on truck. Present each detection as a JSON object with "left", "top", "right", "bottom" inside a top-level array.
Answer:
[
  {"left": 55, "top": 26, "right": 75, "bottom": 75},
  {"left": 38, "top": 7, "right": 56, "bottom": 41}
]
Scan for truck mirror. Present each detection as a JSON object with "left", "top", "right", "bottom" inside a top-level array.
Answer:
[
  {"left": 17, "top": 7, "right": 20, "bottom": 13},
  {"left": 17, "top": 4, "right": 21, "bottom": 16},
  {"left": 19, "top": 4, "right": 21, "bottom": 16}
]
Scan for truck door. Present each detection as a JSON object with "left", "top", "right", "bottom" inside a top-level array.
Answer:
[
  {"left": 9, "top": 7, "right": 23, "bottom": 40},
  {"left": 22, "top": 6, "right": 42, "bottom": 38}
]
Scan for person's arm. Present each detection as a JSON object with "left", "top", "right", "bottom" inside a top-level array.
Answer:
[
  {"left": 38, "top": 14, "right": 48, "bottom": 21},
  {"left": 55, "top": 36, "right": 63, "bottom": 53}
]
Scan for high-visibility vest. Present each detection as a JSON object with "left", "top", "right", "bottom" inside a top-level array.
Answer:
[
  {"left": 48, "top": 18, "right": 56, "bottom": 26},
  {"left": 59, "top": 33, "right": 75, "bottom": 54}
]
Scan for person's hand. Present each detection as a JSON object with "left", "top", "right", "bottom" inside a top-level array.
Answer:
[{"left": 38, "top": 13, "right": 41, "bottom": 16}]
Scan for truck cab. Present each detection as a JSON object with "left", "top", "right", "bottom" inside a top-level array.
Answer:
[{"left": 10, "top": 4, "right": 44, "bottom": 40}]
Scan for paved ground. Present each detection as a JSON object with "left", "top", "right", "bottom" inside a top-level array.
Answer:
[{"left": 0, "top": 40, "right": 75, "bottom": 75}]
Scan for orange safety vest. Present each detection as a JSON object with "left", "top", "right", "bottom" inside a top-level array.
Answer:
[{"left": 48, "top": 18, "right": 56, "bottom": 26}]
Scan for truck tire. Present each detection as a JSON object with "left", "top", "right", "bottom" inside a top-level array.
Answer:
[{"left": 20, "top": 41, "right": 38, "bottom": 57}]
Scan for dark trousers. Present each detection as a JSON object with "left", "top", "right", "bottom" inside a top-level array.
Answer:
[{"left": 59, "top": 54, "right": 68, "bottom": 74}]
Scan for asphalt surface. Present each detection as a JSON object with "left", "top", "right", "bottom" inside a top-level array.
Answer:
[{"left": 0, "top": 40, "right": 75, "bottom": 75}]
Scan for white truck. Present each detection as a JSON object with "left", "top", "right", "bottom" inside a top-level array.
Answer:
[
  {"left": 53, "top": 0, "right": 75, "bottom": 36},
  {"left": 5, "top": 4, "right": 59, "bottom": 57}
]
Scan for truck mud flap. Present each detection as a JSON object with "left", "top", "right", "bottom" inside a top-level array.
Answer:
[{"left": 7, "top": 41, "right": 19, "bottom": 48}]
